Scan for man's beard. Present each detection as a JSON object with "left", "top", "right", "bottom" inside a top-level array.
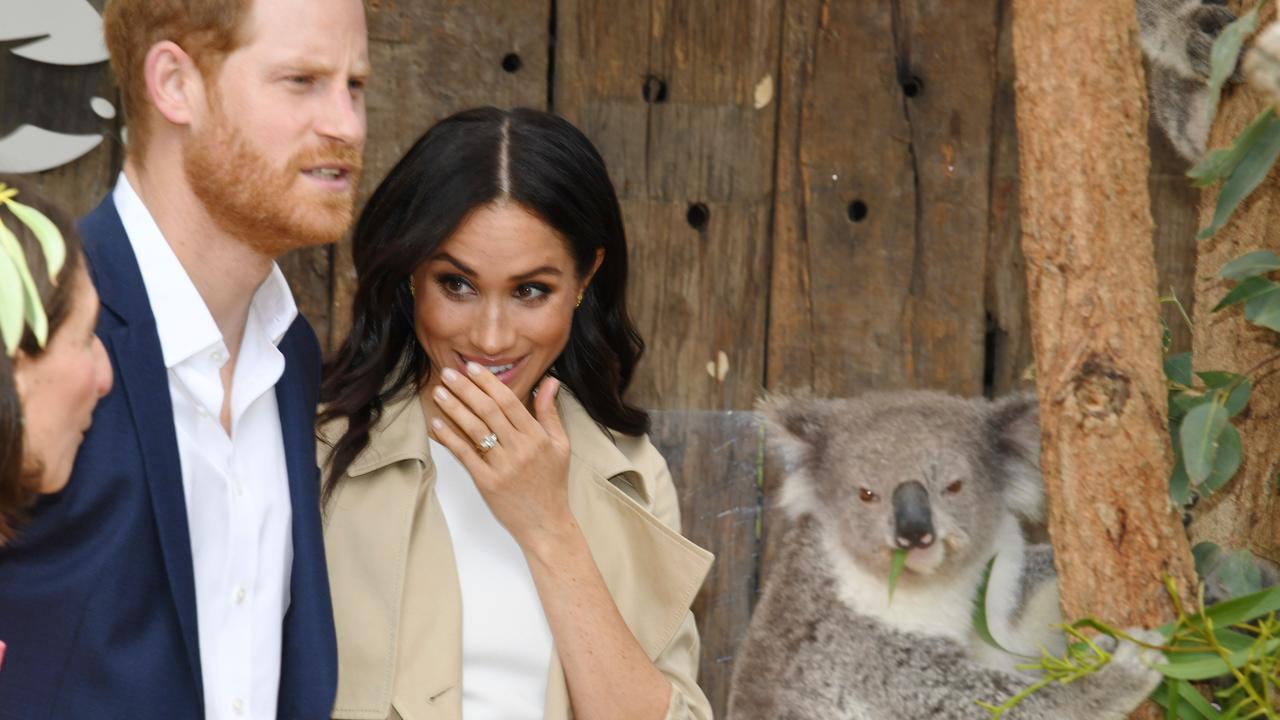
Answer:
[{"left": 183, "top": 111, "right": 363, "bottom": 257}]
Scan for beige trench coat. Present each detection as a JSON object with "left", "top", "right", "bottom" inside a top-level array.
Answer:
[{"left": 320, "top": 390, "right": 715, "bottom": 720}]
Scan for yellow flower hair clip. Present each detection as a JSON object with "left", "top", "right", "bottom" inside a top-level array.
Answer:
[{"left": 0, "top": 182, "right": 67, "bottom": 356}]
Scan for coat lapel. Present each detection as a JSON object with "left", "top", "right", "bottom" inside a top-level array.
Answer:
[
  {"left": 275, "top": 323, "right": 338, "bottom": 718},
  {"left": 80, "top": 197, "right": 202, "bottom": 699}
]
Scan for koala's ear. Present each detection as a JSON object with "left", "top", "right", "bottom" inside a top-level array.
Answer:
[
  {"left": 758, "top": 393, "right": 826, "bottom": 460},
  {"left": 758, "top": 393, "right": 827, "bottom": 518},
  {"left": 989, "top": 392, "right": 1044, "bottom": 523}
]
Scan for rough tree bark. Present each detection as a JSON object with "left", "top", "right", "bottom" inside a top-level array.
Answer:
[
  {"left": 1188, "top": 6, "right": 1280, "bottom": 567},
  {"left": 1011, "top": 0, "right": 1197, "bottom": 641}
]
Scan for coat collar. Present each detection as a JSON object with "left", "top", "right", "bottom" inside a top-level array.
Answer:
[{"left": 341, "top": 387, "right": 654, "bottom": 506}]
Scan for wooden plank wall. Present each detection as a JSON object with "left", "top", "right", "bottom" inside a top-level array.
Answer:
[{"left": 0, "top": 0, "right": 1201, "bottom": 715}]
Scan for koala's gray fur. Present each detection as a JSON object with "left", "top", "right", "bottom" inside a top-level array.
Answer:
[
  {"left": 1138, "top": 0, "right": 1239, "bottom": 161},
  {"left": 726, "top": 391, "right": 1164, "bottom": 720}
]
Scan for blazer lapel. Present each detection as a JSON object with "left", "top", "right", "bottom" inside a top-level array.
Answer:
[
  {"left": 81, "top": 197, "right": 203, "bottom": 699},
  {"left": 274, "top": 322, "right": 338, "bottom": 718}
]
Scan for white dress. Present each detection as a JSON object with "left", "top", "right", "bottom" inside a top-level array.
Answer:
[{"left": 430, "top": 439, "right": 554, "bottom": 719}]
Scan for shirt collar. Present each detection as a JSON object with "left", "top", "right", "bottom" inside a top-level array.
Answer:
[{"left": 112, "top": 173, "right": 298, "bottom": 367}]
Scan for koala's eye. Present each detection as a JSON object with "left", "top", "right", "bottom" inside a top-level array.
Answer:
[
  {"left": 945, "top": 480, "right": 964, "bottom": 494},
  {"left": 858, "top": 488, "right": 878, "bottom": 503}
]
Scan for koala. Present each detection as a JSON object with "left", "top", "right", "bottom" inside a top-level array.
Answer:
[
  {"left": 1138, "top": 0, "right": 1240, "bottom": 161},
  {"left": 725, "top": 391, "right": 1164, "bottom": 720}
]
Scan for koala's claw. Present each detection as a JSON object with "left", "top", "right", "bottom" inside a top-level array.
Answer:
[
  {"left": 1187, "top": 5, "right": 1240, "bottom": 80},
  {"left": 1094, "top": 628, "right": 1166, "bottom": 710}
]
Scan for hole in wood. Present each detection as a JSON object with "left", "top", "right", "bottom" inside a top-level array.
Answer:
[
  {"left": 901, "top": 75, "right": 924, "bottom": 98},
  {"left": 847, "top": 200, "right": 868, "bottom": 223},
  {"left": 686, "top": 202, "right": 709, "bottom": 231},
  {"left": 642, "top": 75, "right": 668, "bottom": 104},
  {"left": 502, "top": 53, "right": 522, "bottom": 73}
]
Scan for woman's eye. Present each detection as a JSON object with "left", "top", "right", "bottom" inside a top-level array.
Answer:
[
  {"left": 438, "top": 275, "right": 475, "bottom": 296},
  {"left": 515, "top": 283, "right": 549, "bottom": 301}
]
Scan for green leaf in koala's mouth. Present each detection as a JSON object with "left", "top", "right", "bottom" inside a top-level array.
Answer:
[{"left": 887, "top": 549, "right": 908, "bottom": 603}]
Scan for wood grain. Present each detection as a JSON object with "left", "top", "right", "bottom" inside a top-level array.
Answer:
[
  {"left": 767, "top": 0, "right": 1001, "bottom": 399},
  {"left": 556, "top": 0, "right": 780, "bottom": 411}
]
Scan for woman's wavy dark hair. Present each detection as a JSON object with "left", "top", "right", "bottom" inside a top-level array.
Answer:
[
  {"left": 319, "top": 107, "right": 648, "bottom": 499},
  {"left": 0, "top": 176, "right": 84, "bottom": 544}
]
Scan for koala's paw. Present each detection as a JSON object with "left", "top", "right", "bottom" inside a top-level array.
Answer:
[
  {"left": 1089, "top": 629, "right": 1165, "bottom": 717},
  {"left": 1186, "top": 4, "right": 1240, "bottom": 79}
]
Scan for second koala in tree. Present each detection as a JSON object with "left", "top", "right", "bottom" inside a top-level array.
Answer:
[
  {"left": 1138, "top": 0, "right": 1238, "bottom": 161},
  {"left": 726, "top": 391, "right": 1164, "bottom": 720}
]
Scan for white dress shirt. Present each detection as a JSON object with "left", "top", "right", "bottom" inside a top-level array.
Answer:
[
  {"left": 430, "top": 439, "right": 553, "bottom": 719},
  {"left": 114, "top": 175, "right": 295, "bottom": 720}
]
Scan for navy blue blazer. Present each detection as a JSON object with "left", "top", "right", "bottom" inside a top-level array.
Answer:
[{"left": 0, "top": 196, "right": 337, "bottom": 719}]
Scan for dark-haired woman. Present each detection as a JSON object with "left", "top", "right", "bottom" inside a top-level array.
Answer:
[
  {"left": 319, "top": 107, "right": 713, "bottom": 720},
  {"left": 0, "top": 180, "right": 113, "bottom": 546},
  {"left": 0, "top": 180, "right": 113, "bottom": 669}
]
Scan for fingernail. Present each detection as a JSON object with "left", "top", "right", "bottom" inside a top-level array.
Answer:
[
  {"left": 441, "top": 368, "right": 458, "bottom": 383},
  {"left": 430, "top": 418, "right": 443, "bottom": 430},
  {"left": 434, "top": 386, "right": 448, "bottom": 402},
  {"left": 466, "top": 361, "right": 483, "bottom": 375}
]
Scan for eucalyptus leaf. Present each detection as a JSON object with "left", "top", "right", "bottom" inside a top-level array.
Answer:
[
  {"left": 1193, "top": 541, "right": 1225, "bottom": 578},
  {"left": 0, "top": 223, "right": 46, "bottom": 347},
  {"left": 0, "top": 250, "right": 23, "bottom": 354},
  {"left": 1157, "top": 638, "right": 1280, "bottom": 679},
  {"left": 1219, "top": 250, "right": 1280, "bottom": 280},
  {"left": 1169, "top": 390, "right": 1211, "bottom": 422},
  {"left": 970, "top": 555, "right": 1034, "bottom": 658},
  {"left": 1200, "top": 423, "right": 1241, "bottom": 495},
  {"left": 1214, "top": 550, "right": 1267, "bottom": 599},
  {"left": 1196, "top": 371, "right": 1242, "bottom": 388},
  {"left": 1204, "top": 0, "right": 1266, "bottom": 127},
  {"left": 1222, "top": 381, "right": 1250, "bottom": 418},
  {"left": 5, "top": 199, "right": 65, "bottom": 281},
  {"left": 1191, "top": 107, "right": 1275, "bottom": 186},
  {"left": 1212, "top": 276, "right": 1277, "bottom": 311},
  {"left": 1165, "top": 352, "right": 1193, "bottom": 387},
  {"left": 1198, "top": 113, "right": 1280, "bottom": 240},
  {"left": 887, "top": 548, "right": 907, "bottom": 602},
  {"left": 1201, "top": 583, "right": 1280, "bottom": 627},
  {"left": 1179, "top": 401, "right": 1230, "bottom": 484},
  {"left": 1170, "top": 452, "right": 1192, "bottom": 506},
  {"left": 1243, "top": 285, "right": 1280, "bottom": 331}
]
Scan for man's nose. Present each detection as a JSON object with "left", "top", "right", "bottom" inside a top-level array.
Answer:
[{"left": 316, "top": 80, "right": 366, "bottom": 147}]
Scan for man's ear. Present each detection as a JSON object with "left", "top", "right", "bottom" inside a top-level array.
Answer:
[{"left": 144, "top": 40, "right": 207, "bottom": 128}]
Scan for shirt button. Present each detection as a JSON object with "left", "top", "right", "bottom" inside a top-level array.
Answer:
[
  {"left": 235, "top": 483, "right": 245, "bottom": 497},
  {"left": 232, "top": 698, "right": 244, "bottom": 714},
  {"left": 234, "top": 587, "right": 247, "bottom": 604},
  {"left": 211, "top": 350, "right": 225, "bottom": 363}
]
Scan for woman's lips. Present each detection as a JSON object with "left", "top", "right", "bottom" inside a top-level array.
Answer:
[{"left": 456, "top": 353, "right": 527, "bottom": 385}]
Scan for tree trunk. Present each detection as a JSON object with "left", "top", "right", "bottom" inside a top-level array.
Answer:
[
  {"left": 1189, "top": 8, "right": 1280, "bottom": 566},
  {"left": 1011, "top": 0, "right": 1197, "bottom": 644}
]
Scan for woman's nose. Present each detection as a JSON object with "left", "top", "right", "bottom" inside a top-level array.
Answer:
[
  {"left": 470, "top": 302, "right": 515, "bottom": 356},
  {"left": 93, "top": 337, "right": 113, "bottom": 398}
]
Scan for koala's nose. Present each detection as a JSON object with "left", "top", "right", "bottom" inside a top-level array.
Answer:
[{"left": 892, "top": 481, "right": 935, "bottom": 549}]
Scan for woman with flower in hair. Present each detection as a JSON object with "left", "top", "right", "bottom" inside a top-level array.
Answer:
[{"left": 0, "top": 178, "right": 113, "bottom": 545}]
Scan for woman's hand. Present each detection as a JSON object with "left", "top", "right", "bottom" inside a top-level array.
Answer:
[{"left": 428, "top": 362, "right": 576, "bottom": 552}]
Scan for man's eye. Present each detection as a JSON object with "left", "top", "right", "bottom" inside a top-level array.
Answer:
[{"left": 287, "top": 76, "right": 315, "bottom": 87}]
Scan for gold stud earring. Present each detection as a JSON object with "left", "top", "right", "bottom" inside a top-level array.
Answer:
[
  {"left": 576, "top": 290, "right": 584, "bottom": 308},
  {"left": 409, "top": 276, "right": 416, "bottom": 295}
]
